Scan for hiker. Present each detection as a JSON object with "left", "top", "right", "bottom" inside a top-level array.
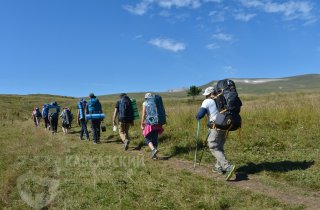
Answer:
[
  {"left": 87, "top": 93, "right": 102, "bottom": 144},
  {"left": 196, "top": 87, "right": 236, "bottom": 181},
  {"left": 42, "top": 104, "right": 50, "bottom": 129},
  {"left": 113, "top": 93, "right": 134, "bottom": 150},
  {"left": 60, "top": 107, "right": 73, "bottom": 135},
  {"left": 141, "top": 93, "right": 164, "bottom": 159},
  {"left": 48, "top": 102, "right": 60, "bottom": 134},
  {"left": 32, "top": 107, "right": 42, "bottom": 127},
  {"left": 77, "top": 99, "right": 89, "bottom": 141}
]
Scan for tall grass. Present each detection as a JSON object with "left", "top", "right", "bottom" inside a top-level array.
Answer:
[{"left": 0, "top": 91, "right": 319, "bottom": 209}]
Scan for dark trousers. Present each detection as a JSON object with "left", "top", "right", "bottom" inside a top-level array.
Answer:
[
  {"left": 80, "top": 119, "right": 89, "bottom": 140},
  {"left": 144, "top": 130, "right": 159, "bottom": 148},
  {"left": 91, "top": 120, "right": 101, "bottom": 142},
  {"left": 43, "top": 117, "right": 49, "bottom": 128},
  {"left": 50, "top": 117, "right": 58, "bottom": 133}
]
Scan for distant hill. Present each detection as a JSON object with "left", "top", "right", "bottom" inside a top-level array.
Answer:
[
  {"left": 4, "top": 74, "right": 318, "bottom": 101},
  {"left": 98, "top": 74, "right": 320, "bottom": 100},
  {"left": 201, "top": 74, "right": 320, "bottom": 94}
]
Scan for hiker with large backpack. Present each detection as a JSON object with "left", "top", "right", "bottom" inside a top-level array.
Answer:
[
  {"left": 60, "top": 107, "right": 73, "bottom": 135},
  {"left": 141, "top": 93, "right": 165, "bottom": 159},
  {"left": 86, "top": 93, "right": 102, "bottom": 144},
  {"left": 42, "top": 104, "right": 50, "bottom": 129},
  {"left": 113, "top": 93, "right": 134, "bottom": 150},
  {"left": 32, "top": 107, "right": 42, "bottom": 127},
  {"left": 77, "top": 99, "right": 89, "bottom": 141},
  {"left": 196, "top": 86, "right": 237, "bottom": 181},
  {"left": 48, "top": 102, "right": 60, "bottom": 134}
]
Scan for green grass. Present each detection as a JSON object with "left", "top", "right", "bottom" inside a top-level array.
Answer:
[{"left": 0, "top": 91, "right": 319, "bottom": 209}]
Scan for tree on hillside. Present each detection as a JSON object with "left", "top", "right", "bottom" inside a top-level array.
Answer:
[{"left": 187, "top": 85, "right": 202, "bottom": 101}]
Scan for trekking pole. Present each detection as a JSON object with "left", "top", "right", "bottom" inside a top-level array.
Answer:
[
  {"left": 193, "top": 120, "right": 200, "bottom": 170},
  {"left": 198, "top": 129, "right": 210, "bottom": 166}
]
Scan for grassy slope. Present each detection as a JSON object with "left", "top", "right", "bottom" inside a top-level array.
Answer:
[{"left": 1, "top": 88, "right": 320, "bottom": 209}]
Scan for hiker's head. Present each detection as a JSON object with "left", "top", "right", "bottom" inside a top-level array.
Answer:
[
  {"left": 120, "top": 93, "right": 127, "bottom": 98},
  {"left": 144, "top": 92, "right": 152, "bottom": 99},
  {"left": 51, "top": 102, "right": 57, "bottom": 106},
  {"left": 203, "top": 87, "right": 216, "bottom": 98},
  {"left": 89, "top": 93, "right": 96, "bottom": 98}
]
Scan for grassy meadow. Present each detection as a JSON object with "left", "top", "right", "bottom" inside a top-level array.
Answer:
[{"left": 0, "top": 91, "right": 319, "bottom": 209}]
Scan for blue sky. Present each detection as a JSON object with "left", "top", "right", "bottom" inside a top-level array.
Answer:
[{"left": 0, "top": 0, "right": 319, "bottom": 97}]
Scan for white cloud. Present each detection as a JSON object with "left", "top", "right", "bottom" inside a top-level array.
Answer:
[
  {"left": 206, "top": 43, "right": 220, "bottom": 49},
  {"left": 157, "top": 0, "right": 202, "bottom": 9},
  {"left": 212, "top": 33, "right": 233, "bottom": 41},
  {"left": 124, "top": 0, "right": 222, "bottom": 15},
  {"left": 208, "top": 10, "right": 225, "bottom": 22},
  {"left": 240, "top": 0, "right": 317, "bottom": 23},
  {"left": 134, "top": 35, "right": 143, "bottom": 40},
  {"left": 224, "top": 66, "right": 237, "bottom": 74},
  {"left": 123, "top": 0, "right": 153, "bottom": 15},
  {"left": 149, "top": 38, "right": 186, "bottom": 52},
  {"left": 204, "top": 0, "right": 222, "bottom": 3},
  {"left": 234, "top": 13, "right": 256, "bottom": 21},
  {"left": 159, "top": 10, "right": 171, "bottom": 17}
]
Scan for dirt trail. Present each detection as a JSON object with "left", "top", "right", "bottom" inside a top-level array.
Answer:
[{"left": 160, "top": 157, "right": 320, "bottom": 210}]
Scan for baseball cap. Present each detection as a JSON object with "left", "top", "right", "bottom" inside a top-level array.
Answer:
[
  {"left": 144, "top": 92, "right": 152, "bottom": 99},
  {"left": 202, "top": 87, "right": 215, "bottom": 96}
]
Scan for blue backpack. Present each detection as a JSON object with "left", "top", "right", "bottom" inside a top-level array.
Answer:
[
  {"left": 42, "top": 104, "right": 49, "bottom": 118},
  {"left": 87, "top": 98, "right": 101, "bottom": 114},
  {"left": 145, "top": 95, "right": 166, "bottom": 125},
  {"left": 118, "top": 96, "right": 134, "bottom": 123},
  {"left": 77, "top": 101, "right": 86, "bottom": 120}
]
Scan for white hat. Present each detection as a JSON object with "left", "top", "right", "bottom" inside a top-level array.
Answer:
[
  {"left": 144, "top": 92, "right": 152, "bottom": 99},
  {"left": 202, "top": 87, "right": 215, "bottom": 96}
]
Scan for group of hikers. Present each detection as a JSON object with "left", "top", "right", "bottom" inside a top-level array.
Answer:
[
  {"left": 32, "top": 102, "right": 72, "bottom": 135},
  {"left": 31, "top": 79, "right": 242, "bottom": 181}
]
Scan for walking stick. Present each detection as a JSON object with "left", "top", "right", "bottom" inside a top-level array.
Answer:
[
  {"left": 193, "top": 120, "right": 200, "bottom": 170},
  {"left": 198, "top": 129, "right": 210, "bottom": 166}
]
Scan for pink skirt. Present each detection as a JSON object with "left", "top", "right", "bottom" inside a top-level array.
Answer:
[{"left": 143, "top": 124, "right": 164, "bottom": 137}]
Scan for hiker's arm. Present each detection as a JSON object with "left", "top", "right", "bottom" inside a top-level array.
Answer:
[
  {"left": 112, "top": 108, "right": 118, "bottom": 126},
  {"left": 196, "top": 108, "right": 207, "bottom": 120},
  {"left": 140, "top": 105, "right": 146, "bottom": 130}
]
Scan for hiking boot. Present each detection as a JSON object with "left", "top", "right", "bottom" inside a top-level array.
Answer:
[
  {"left": 79, "top": 137, "right": 83, "bottom": 141},
  {"left": 225, "top": 165, "right": 236, "bottom": 181},
  {"left": 124, "top": 139, "right": 130, "bottom": 150},
  {"left": 212, "top": 167, "right": 225, "bottom": 175},
  {"left": 151, "top": 149, "right": 158, "bottom": 159}
]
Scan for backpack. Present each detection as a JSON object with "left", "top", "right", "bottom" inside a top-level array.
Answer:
[
  {"left": 214, "top": 79, "right": 242, "bottom": 131},
  {"left": 145, "top": 95, "right": 166, "bottom": 125},
  {"left": 131, "top": 98, "right": 140, "bottom": 120},
  {"left": 34, "top": 108, "right": 42, "bottom": 118},
  {"left": 42, "top": 105, "right": 49, "bottom": 118},
  {"left": 88, "top": 98, "right": 101, "bottom": 114},
  {"left": 62, "top": 108, "right": 73, "bottom": 125},
  {"left": 154, "top": 95, "right": 166, "bottom": 125},
  {"left": 118, "top": 96, "right": 134, "bottom": 123},
  {"left": 48, "top": 105, "right": 60, "bottom": 120},
  {"left": 77, "top": 101, "right": 86, "bottom": 120}
]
